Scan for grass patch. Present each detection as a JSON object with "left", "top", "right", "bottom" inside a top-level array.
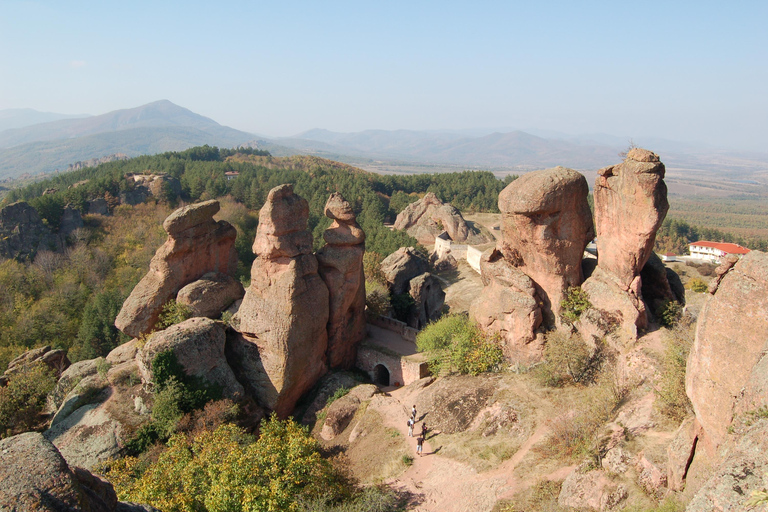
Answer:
[
  {"left": 655, "top": 322, "right": 694, "bottom": 422},
  {"left": 433, "top": 430, "right": 520, "bottom": 472},
  {"left": 493, "top": 479, "right": 565, "bottom": 512}
]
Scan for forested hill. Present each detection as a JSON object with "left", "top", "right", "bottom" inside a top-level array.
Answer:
[{"left": 0, "top": 146, "right": 514, "bottom": 371}]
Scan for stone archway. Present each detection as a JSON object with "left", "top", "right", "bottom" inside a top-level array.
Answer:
[{"left": 373, "top": 364, "right": 390, "bottom": 386}]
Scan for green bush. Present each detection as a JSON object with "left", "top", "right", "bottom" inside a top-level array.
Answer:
[
  {"left": 390, "top": 293, "right": 415, "bottom": 323},
  {"left": 656, "top": 322, "right": 694, "bottom": 422},
  {"left": 689, "top": 277, "right": 708, "bottom": 293},
  {"left": 416, "top": 314, "right": 504, "bottom": 376},
  {"left": 535, "top": 331, "right": 598, "bottom": 387},
  {"left": 326, "top": 386, "right": 350, "bottom": 407},
  {"left": 560, "top": 287, "right": 592, "bottom": 324},
  {"left": 155, "top": 300, "right": 192, "bottom": 330},
  {"left": 365, "top": 281, "right": 391, "bottom": 318},
  {"left": 0, "top": 362, "right": 57, "bottom": 438},
  {"left": 656, "top": 300, "right": 682, "bottom": 328}
]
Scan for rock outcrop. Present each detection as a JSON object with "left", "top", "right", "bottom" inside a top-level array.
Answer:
[
  {"left": 1, "top": 346, "right": 70, "bottom": 386},
  {"left": 408, "top": 272, "right": 445, "bottom": 330},
  {"left": 137, "top": 317, "right": 244, "bottom": 399},
  {"left": 316, "top": 193, "right": 367, "bottom": 370},
  {"left": 685, "top": 250, "right": 768, "bottom": 452},
  {"left": 582, "top": 149, "right": 669, "bottom": 337},
  {"left": 470, "top": 249, "right": 543, "bottom": 362},
  {"left": 115, "top": 200, "right": 238, "bottom": 338},
  {"left": 176, "top": 272, "right": 245, "bottom": 319},
  {"left": 230, "top": 184, "right": 329, "bottom": 417},
  {"left": 0, "top": 201, "right": 59, "bottom": 261},
  {"left": 380, "top": 246, "right": 430, "bottom": 295},
  {"left": 393, "top": 192, "right": 490, "bottom": 244},
  {"left": 0, "top": 432, "right": 157, "bottom": 511},
  {"left": 496, "top": 166, "right": 594, "bottom": 321},
  {"left": 59, "top": 204, "right": 84, "bottom": 239}
]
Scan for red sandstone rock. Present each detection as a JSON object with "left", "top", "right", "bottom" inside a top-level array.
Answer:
[
  {"left": 232, "top": 184, "right": 329, "bottom": 417},
  {"left": 685, "top": 250, "right": 768, "bottom": 452},
  {"left": 592, "top": 149, "right": 668, "bottom": 289},
  {"left": 317, "top": 193, "right": 367, "bottom": 370},
  {"left": 470, "top": 249, "right": 543, "bottom": 363},
  {"left": 115, "top": 200, "right": 238, "bottom": 338},
  {"left": 380, "top": 246, "right": 430, "bottom": 295},
  {"left": 408, "top": 272, "right": 445, "bottom": 329},
  {"left": 497, "top": 166, "right": 593, "bottom": 321},
  {"left": 393, "top": 192, "right": 490, "bottom": 245},
  {"left": 176, "top": 271, "right": 245, "bottom": 319}
]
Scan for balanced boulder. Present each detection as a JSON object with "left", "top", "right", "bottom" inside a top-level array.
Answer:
[
  {"left": 115, "top": 200, "right": 238, "bottom": 338},
  {"left": 316, "top": 193, "right": 367, "bottom": 370},
  {"left": 176, "top": 271, "right": 245, "bottom": 319},
  {"left": 231, "top": 184, "right": 329, "bottom": 417}
]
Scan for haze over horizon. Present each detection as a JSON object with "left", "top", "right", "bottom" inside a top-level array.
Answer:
[{"left": 1, "top": 1, "right": 766, "bottom": 152}]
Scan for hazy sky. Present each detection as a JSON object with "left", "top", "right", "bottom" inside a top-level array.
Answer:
[{"left": 1, "top": 1, "right": 766, "bottom": 150}]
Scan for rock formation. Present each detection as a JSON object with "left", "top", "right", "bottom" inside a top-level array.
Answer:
[
  {"left": 230, "top": 184, "right": 329, "bottom": 417},
  {"left": 496, "top": 166, "right": 594, "bottom": 320},
  {"left": 59, "top": 204, "right": 84, "bottom": 240},
  {"left": 316, "top": 193, "right": 367, "bottom": 370},
  {"left": 137, "top": 317, "right": 244, "bottom": 400},
  {"left": 581, "top": 149, "right": 669, "bottom": 337},
  {"left": 1, "top": 346, "right": 70, "bottom": 386},
  {"left": 380, "top": 246, "right": 430, "bottom": 295},
  {"left": 176, "top": 272, "right": 245, "bottom": 318},
  {"left": 115, "top": 200, "right": 238, "bottom": 338},
  {"left": 393, "top": 192, "right": 490, "bottom": 244},
  {"left": 470, "top": 249, "right": 544, "bottom": 362},
  {"left": 0, "top": 432, "right": 157, "bottom": 511},
  {"left": 0, "top": 201, "right": 59, "bottom": 261},
  {"left": 686, "top": 250, "right": 768, "bottom": 452},
  {"left": 408, "top": 272, "right": 445, "bottom": 330}
]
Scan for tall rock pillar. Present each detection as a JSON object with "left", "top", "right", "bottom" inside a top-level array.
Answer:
[
  {"left": 316, "top": 193, "right": 366, "bottom": 370},
  {"left": 230, "top": 184, "right": 329, "bottom": 417}
]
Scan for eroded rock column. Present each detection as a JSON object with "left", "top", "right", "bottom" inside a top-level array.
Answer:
[
  {"left": 230, "top": 184, "right": 329, "bottom": 417},
  {"left": 316, "top": 193, "right": 366, "bottom": 370}
]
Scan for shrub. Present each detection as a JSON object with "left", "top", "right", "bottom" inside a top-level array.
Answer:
[
  {"left": 655, "top": 322, "right": 694, "bottom": 422},
  {"left": 390, "top": 293, "right": 415, "bottom": 323},
  {"left": 365, "top": 281, "right": 391, "bottom": 319},
  {"left": 0, "top": 362, "right": 58, "bottom": 438},
  {"left": 155, "top": 299, "right": 192, "bottom": 330},
  {"left": 101, "top": 416, "right": 349, "bottom": 512},
  {"left": 363, "top": 252, "right": 387, "bottom": 285},
  {"left": 656, "top": 300, "right": 682, "bottom": 328},
  {"left": 416, "top": 314, "right": 504, "bottom": 376},
  {"left": 697, "top": 263, "right": 716, "bottom": 277},
  {"left": 688, "top": 277, "right": 708, "bottom": 293},
  {"left": 326, "top": 386, "right": 350, "bottom": 407},
  {"left": 535, "top": 331, "right": 598, "bottom": 387},
  {"left": 560, "top": 287, "right": 592, "bottom": 324}
]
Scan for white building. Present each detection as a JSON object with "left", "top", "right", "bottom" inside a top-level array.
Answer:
[{"left": 688, "top": 241, "right": 749, "bottom": 264}]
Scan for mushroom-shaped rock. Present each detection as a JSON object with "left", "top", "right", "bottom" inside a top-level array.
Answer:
[
  {"left": 115, "top": 200, "right": 238, "bottom": 338},
  {"left": 497, "top": 166, "right": 594, "bottom": 321},
  {"left": 317, "top": 193, "right": 367, "bottom": 370},
  {"left": 231, "top": 184, "right": 329, "bottom": 417}
]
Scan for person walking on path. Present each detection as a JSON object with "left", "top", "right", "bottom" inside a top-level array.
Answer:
[
  {"left": 408, "top": 418, "right": 414, "bottom": 437},
  {"left": 421, "top": 422, "right": 428, "bottom": 440},
  {"left": 411, "top": 405, "right": 417, "bottom": 421},
  {"left": 416, "top": 436, "right": 424, "bottom": 456}
]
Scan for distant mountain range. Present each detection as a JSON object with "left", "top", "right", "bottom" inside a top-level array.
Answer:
[
  {"left": 0, "top": 101, "right": 255, "bottom": 178},
  {"left": 1, "top": 101, "right": 767, "bottom": 188}
]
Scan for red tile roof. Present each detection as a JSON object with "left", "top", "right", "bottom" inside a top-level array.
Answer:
[{"left": 689, "top": 241, "right": 750, "bottom": 255}]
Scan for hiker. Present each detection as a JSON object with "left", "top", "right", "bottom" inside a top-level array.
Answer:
[
  {"left": 411, "top": 405, "right": 417, "bottom": 420},
  {"left": 416, "top": 436, "right": 424, "bottom": 456},
  {"left": 407, "top": 418, "right": 414, "bottom": 437},
  {"left": 421, "top": 422, "right": 428, "bottom": 440}
]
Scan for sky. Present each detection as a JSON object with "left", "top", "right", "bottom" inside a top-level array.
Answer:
[{"left": 1, "top": 1, "right": 766, "bottom": 151}]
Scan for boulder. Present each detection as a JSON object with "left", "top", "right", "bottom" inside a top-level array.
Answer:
[
  {"left": 380, "top": 246, "right": 430, "bottom": 295},
  {"left": 408, "top": 272, "right": 445, "bottom": 329},
  {"left": 0, "top": 201, "right": 59, "bottom": 261},
  {"left": 686, "top": 250, "right": 768, "bottom": 452},
  {"left": 115, "top": 200, "right": 238, "bottom": 337},
  {"left": 640, "top": 252, "right": 685, "bottom": 320},
  {"left": 497, "top": 166, "right": 594, "bottom": 321},
  {"left": 686, "top": 420, "right": 768, "bottom": 512},
  {"left": 634, "top": 454, "right": 667, "bottom": 500},
  {"left": 581, "top": 267, "right": 648, "bottom": 340},
  {"left": 0, "top": 432, "right": 156, "bottom": 511},
  {"left": 320, "top": 384, "right": 377, "bottom": 440},
  {"left": 50, "top": 373, "right": 109, "bottom": 427},
  {"left": 666, "top": 417, "right": 701, "bottom": 491},
  {"left": 231, "top": 184, "right": 329, "bottom": 417},
  {"left": 558, "top": 467, "right": 628, "bottom": 511},
  {"left": 470, "top": 249, "right": 543, "bottom": 363},
  {"left": 137, "top": 317, "right": 244, "bottom": 400},
  {"left": 88, "top": 197, "right": 110, "bottom": 215},
  {"left": 106, "top": 340, "right": 138, "bottom": 365},
  {"left": 393, "top": 192, "right": 490, "bottom": 244},
  {"left": 48, "top": 357, "right": 105, "bottom": 413},
  {"left": 317, "top": 193, "right": 367, "bottom": 370},
  {"left": 3, "top": 345, "right": 70, "bottom": 380},
  {"left": 176, "top": 272, "right": 245, "bottom": 318}
]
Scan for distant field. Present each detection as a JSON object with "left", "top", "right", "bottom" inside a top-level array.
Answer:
[{"left": 667, "top": 196, "right": 768, "bottom": 238}]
